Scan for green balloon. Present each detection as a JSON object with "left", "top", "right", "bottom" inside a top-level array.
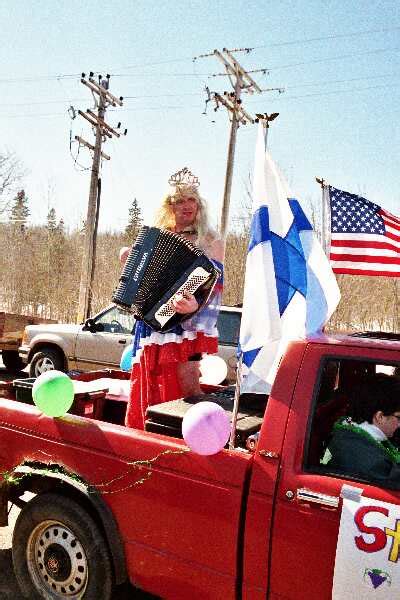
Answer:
[{"left": 32, "top": 370, "right": 74, "bottom": 417}]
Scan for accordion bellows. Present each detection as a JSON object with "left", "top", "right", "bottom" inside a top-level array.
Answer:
[{"left": 112, "top": 226, "right": 220, "bottom": 332}]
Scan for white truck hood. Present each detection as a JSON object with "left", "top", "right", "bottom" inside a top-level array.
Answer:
[{"left": 25, "top": 323, "right": 82, "bottom": 335}]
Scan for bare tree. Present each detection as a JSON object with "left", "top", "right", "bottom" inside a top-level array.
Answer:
[{"left": 0, "top": 151, "right": 25, "bottom": 215}]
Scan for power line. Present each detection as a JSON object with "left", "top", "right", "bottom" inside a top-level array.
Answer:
[
  {"left": 256, "top": 82, "right": 400, "bottom": 101},
  {"left": 0, "top": 98, "right": 86, "bottom": 107},
  {"left": 1, "top": 79, "right": 399, "bottom": 120},
  {"left": 96, "top": 45, "right": 400, "bottom": 79},
  {"left": 268, "top": 46, "right": 400, "bottom": 71},
  {"left": 0, "top": 74, "right": 80, "bottom": 84},
  {"left": 1, "top": 24, "right": 399, "bottom": 86},
  {"left": 251, "top": 25, "right": 400, "bottom": 50},
  {"left": 285, "top": 73, "right": 397, "bottom": 89},
  {"left": 0, "top": 72, "right": 397, "bottom": 109}
]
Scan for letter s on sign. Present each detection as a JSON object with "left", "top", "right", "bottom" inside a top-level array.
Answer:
[{"left": 354, "top": 505, "right": 389, "bottom": 553}]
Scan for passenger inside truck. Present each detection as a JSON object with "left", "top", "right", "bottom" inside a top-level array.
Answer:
[{"left": 306, "top": 358, "right": 400, "bottom": 489}]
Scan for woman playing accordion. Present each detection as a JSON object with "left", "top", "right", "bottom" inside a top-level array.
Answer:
[{"left": 121, "top": 168, "right": 224, "bottom": 430}]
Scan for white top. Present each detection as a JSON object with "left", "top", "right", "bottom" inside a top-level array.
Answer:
[{"left": 358, "top": 421, "right": 387, "bottom": 442}]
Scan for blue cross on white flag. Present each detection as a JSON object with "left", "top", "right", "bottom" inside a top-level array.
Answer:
[{"left": 239, "top": 123, "right": 341, "bottom": 394}]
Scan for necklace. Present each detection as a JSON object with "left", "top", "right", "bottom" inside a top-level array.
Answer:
[
  {"left": 334, "top": 418, "right": 400, "bottom": 464},
  {"left": 178, "top": 229, "right": 197, "bottom": 235}
]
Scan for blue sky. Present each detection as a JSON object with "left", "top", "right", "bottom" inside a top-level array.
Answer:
[{"left": 0, "top": 1, "right": 399, "bottom": 233}]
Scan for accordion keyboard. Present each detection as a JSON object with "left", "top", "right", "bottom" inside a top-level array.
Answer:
[
  {"left": 113, "top": 226, "right": 219, "bottom": 331},
  {"left": 154, "top": 266, "right": 211, "bottom": 327}
]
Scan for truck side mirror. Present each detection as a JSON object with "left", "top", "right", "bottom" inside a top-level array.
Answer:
[{"left": 83, "top": 318, "right": 103, "bottom": 333}]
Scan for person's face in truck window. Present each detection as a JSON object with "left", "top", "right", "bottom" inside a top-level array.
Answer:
[
  {"left": 349, "top": 373, "right": 400, "bottom": 439},
  {"left": 373, "top": 409, "right": 400, "bottom": 439}
]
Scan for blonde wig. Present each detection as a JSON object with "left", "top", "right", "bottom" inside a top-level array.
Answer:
[{"left": 154, "top": 184, "right": 216, "bottom": 247}]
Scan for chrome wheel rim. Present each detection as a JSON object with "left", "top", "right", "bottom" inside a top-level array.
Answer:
[
  {"left": 35, "top": 357, "right": 55, "bottom": 376},
  {"left": 27, "top": 519, "right": 88, "bottom": 598}
]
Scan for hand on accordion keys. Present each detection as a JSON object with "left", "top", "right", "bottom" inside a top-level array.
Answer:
[{"left": 172, "top": 292, "right": 199, "bottom": 315}]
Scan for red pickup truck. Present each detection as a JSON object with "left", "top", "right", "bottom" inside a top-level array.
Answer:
[{"left": 0, "top": 332, "right": 399, "bottom": 600}]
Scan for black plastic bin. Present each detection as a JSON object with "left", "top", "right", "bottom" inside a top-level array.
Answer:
[
  {"left": 13, "top": 378, "right": 36, "bottom": 404},
  {"left": 145, "top": 389, "right": 266, "bottom": 446},
  {"left": 12, "top": 377, "right": 106, "bottom": 419}
]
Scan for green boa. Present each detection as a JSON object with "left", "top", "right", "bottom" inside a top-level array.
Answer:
[{"left": 334, "top": 418, "right": 400, "bottom": 464}]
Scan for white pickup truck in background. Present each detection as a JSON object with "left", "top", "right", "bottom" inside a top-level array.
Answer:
[{"left": 18, "top": 304, "right": 241, "bottom": 382}]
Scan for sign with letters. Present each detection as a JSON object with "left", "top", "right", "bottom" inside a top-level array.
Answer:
[{"left": 333, "top": 495, "right": 400, "bottom": 598}]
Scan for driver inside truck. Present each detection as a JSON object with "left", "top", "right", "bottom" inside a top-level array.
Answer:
[{"left": 325, "top": 373, "right": 400, "bottom": 489}]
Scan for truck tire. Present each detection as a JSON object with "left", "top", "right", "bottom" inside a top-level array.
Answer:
[
  {"left": 1, "top": 350, "right": 24, "bottom": 371},
  {"left": 12, "top": 492, "right": 114, "bottom": 600},
  {"left": 29, "top": 347, "right": 64, "bottom": 378}
]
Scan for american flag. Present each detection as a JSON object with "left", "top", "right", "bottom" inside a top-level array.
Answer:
[{"left": 328, "top": 185, "right": 400, "bottom": 277}]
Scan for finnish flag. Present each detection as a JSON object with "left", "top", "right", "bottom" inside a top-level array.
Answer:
[{"left": 239, "top": 124, "right": 341, "bottom": 394}]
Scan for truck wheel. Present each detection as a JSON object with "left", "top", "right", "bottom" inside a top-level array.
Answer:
[
  {"left": 12, "top": 492, "right": 114, "bottom": 600},
  {"left": 2, "top": 350, "right": 24, "bottom": 371},
  {"left": 29, "top": 347, "right": 64, "bottom": 378}
]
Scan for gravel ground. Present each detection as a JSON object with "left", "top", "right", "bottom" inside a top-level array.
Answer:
[{"left": 0, "top": 504, "right": 23, "bottom": 599}]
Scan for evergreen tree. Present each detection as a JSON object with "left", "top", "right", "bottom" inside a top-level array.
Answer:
[
  {"left": 10, "top": 189, "right": 29, "bottom": 231},
  {"left": 45, "top": 208, "right": 67, "bottom": 318},
  {"left": 46, "top": 207, "right": 57, "bottom": 232},
  {"left": 125, "top": 197, "right": 143, "bottom": 242},
  {"left": 57, "top": 218, "right": 65, "bottom": 235}
]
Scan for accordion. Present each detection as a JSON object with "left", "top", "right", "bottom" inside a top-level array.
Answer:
[{"left": 112, "top": 226, "right": 220, "bottom": 332}]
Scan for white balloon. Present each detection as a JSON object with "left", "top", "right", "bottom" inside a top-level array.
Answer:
[{"left": 199, "top": 355, "right": 228, "bottom": 386}]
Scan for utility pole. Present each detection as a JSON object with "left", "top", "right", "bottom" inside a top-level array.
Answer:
[
  {"left": 76, "top": 72, "right": 126, "bottom": 323},
  {"left": 214, "top": 49, "right": 261, "bottom": 238},
  {"left": 196, "top": 48, "right": 284, "bottom": 237}
]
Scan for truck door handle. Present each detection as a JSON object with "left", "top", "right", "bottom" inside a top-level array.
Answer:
[
  {"left": 296, "top": 488, "right": 339, "bottom": 508},
  {"left": 118, "top": 340, "right": 126, "bottom": 345}
]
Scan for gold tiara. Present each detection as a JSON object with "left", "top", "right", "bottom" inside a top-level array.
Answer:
[{"left": 168, "top": 167, "right": 200, "bottom": 188}]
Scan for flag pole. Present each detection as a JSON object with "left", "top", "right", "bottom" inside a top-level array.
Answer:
[
  {"left": 228, "top": 356, "right": 242, "bottom": 450},
  {"left": 316, "top": 177, "right": 331, "bottom": 258}
]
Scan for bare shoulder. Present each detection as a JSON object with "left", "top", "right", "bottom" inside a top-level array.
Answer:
[{"left": 204, "top": 231, "right": 225, "bottom": 262}]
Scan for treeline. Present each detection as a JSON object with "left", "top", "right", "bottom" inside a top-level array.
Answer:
[
  {"left": 0, "top": 221, "right": 398, "bottom": 332},
  {"left": 0, "top": 190, "right": 398, "bottom": 332},
  {"left": 0, "top": 220, "right": 247, "bottom": 321}
]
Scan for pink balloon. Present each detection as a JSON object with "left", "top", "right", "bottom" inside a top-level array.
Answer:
[{"left": 182, "top": 401, "right": 231, "bottom": 456}]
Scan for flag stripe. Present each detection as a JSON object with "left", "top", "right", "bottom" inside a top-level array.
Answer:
[
  {"left": 331, "top": 247, "right": 398, "bottom": 258},
  {"left": 331, "top": 238, "right": 400, "bottom": 253},
  {"left": 381, "top": 210, "right": 400, "bottom": 228},
  {"left": 386, "top": 229, "right": 400, "bottom": 244},
  {"left": 331, "top": 232, "right": 400, "bottom": 246},
  {"left": 383, "top": 217, "right": 400, "bottom": 232},
  {"left": 331, "top": 252, "right": 400, "bottom": 265},
  {"left": 332, "top": 266, "right": 400, "bottom": 277},
  {"left": 248, "top": 206, "right": 271, "bottom": 252},
  {"left": 330, "top": 260, "right": 400, "bottom": 272}
]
